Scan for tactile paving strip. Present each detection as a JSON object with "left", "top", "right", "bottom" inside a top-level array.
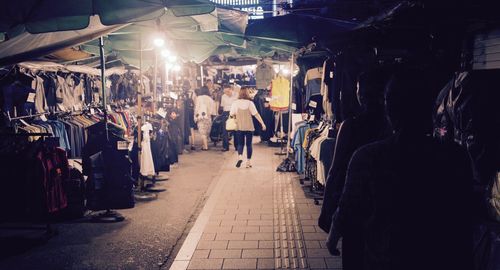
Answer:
[{"left": 273, "top": 172, "right": 309, "bottom": 269}]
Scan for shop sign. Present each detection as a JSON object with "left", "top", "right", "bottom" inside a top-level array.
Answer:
[{"left": 210, "top": 0, "right": 273, "bottom": 20}]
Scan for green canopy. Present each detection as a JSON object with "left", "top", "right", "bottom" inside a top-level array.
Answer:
[
  {"left": 79, "top": 7, "right": 249, "bottom": 65},
  {"left": 0, "top": 0, "right": 215, "bottom": 36}
]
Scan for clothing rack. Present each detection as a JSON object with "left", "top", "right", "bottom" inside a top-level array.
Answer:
[
  {"left": 0, "top": 132, "right": 56, "bottom": 236},
  {"left": 7, "top": 111, "right": 47, "bottom": 122},
  {"left": 6, "top": 109, "right": 78, "bottom": 122},
  {"left": 0, "top": 132, "right": 52, "bottom": 137},
  {"left": 302, "top": 120, "right": 332, "bottom": 204}
]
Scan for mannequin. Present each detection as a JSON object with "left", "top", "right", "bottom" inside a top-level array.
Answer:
[{"left": 140, "top": 120, "right": 155, "bottom": 177}]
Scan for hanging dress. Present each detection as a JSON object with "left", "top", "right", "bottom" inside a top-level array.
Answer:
[{"left": 140, "top": 122, "right": 155, "bottom": 176}]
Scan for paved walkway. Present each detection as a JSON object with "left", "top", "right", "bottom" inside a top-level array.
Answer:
[{"left": 170, "top": 144, "right": 342, "bottom": 270}]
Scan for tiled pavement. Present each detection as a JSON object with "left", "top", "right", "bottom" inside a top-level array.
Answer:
[{"left": 170, "top": 144, "right": 342, "bottom": 270}]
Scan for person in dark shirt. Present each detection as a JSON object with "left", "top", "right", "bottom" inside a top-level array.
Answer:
[
  {"left": 319, "top": 69, "right": 392, "bottom": 269},
  {"left": 331, "top": 69, "right": 473, "bottom": 270}
]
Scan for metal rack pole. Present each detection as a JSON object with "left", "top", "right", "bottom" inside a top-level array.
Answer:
[
  {"left": 99, "top": 36, "right": 109, "bottom": 141},
  {"left": 286, "top": 53, "right": 294, "bottom": 156},
  {"left": 153, "top": 49, "right": 158, "bottom": 114}
]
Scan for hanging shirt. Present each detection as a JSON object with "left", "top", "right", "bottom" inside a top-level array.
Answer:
[
  {"left": 73, "top": 75, "right": 85, "bottom": 111},
  {"left": 32, "top": 75, "right": 48, "bottom": 113},
  {"left": 304, "top": 67, "right": 323, "bottom": 103},
  {"left": 270, "top": 76, "right": 290, "bottom": 111},
  {"left": 255, "top": 62, "right": 275, "bottom": 90},
  {"left": 292, "top": 122, "right": 312, "bottom": 174},
  {"left": 321, "top": 59, "right": 334, "bottom": 120},
  {"left": 309, "top": 127, "right": 329, "bottom": 185}
]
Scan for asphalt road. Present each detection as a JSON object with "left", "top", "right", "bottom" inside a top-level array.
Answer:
[{"left": 0, "top": 148, "right": 227, "bottom": 270}]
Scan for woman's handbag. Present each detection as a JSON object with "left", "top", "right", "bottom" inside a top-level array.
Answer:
[{"left": 226, "top": 116, "right": 237, "bottom": 131}]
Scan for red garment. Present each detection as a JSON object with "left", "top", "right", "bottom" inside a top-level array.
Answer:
[{"left": 36, "top": 147, "right": 68, "bottom": 213}]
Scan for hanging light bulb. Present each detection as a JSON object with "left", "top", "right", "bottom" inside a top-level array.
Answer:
[
  {"left": 153, "top": 37, "right": 165, "bottom": 47},
  {"left": 168, "top": 55, "right": 177, "bottom": 63},
  {"left": 161, "top": 49, "right": 170, "bottom": 58}
]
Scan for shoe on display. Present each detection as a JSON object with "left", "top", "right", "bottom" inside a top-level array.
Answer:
[
  {"left": 190, "top": 145, "right": 196, "bottom": 150},
  {"left": 246, "top": 161, "right": 252, "bottom": 168}
]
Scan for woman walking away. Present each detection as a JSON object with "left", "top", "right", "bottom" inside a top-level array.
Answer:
[
  {"left": 194, "top": 86, "right": 216, "bottom": 150},
  {"left": 230, "top": 87, "right": 266, "bottom": 168}
]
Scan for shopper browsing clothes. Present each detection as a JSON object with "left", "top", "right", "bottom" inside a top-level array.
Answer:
[
  {"left": 230, "top": 86, "right": 266, "bottom": 168},
  {"left": 194, "top": 86, "right": 216, "bottom": 151},
  {"left": 220, "top": 84, "right": 238, "bottom": 151},
  {"left": 330, "top": 70, "right": 472, "bottom": 270}
]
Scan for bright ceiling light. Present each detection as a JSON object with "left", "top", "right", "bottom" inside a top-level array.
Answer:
[
  {"left": 161, "top": 49, "right": 170, "bottom": 58},
  {"left": 168, "top": 55, "right": 177, "bottom": 63},
  {"left": 153, "top": 37, "right": 165, "bottom": 47},
  {"left": 165, "top": 63, "right": 174, "bottom": 70},
  {"left": 173, "top": 64, "right": 181, "bottom": 72}
]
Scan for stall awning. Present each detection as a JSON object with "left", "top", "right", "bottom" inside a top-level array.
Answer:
[
  {"left": 0, "top": 0, "right": 215, "bottom": 36},
  {"left": 0, "top": 16, "right": 127, "bottom": 66},
  {"left": 78, "top": 7, "right": 249, "bottom": 65}
]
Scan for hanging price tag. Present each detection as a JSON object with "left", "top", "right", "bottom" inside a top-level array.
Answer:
[
  {"left": 292, "top": 103, "right": 297, "bottom": 110},
  {"left": 107, "top": 105, "right": 112, "bottom": 112},
  {"left": 117, "top": 141, "right": 129, "bottom": 150},
  {"left": 330, "top": 71, "right": 334, "bottom": 79},
  {"left": 308, "top": 100, "right": 318, "bottom": 108},
  {"left": 90, "top": 108, "right": 96, "bottom": 115},
  {"left": 229, "top": 79, "right": 235, "bottom": 83},
  {"left": 265, "top": 97, "right": 271, "bottom": 102},
  {"left": 26, "top": 93, "right": 36, "bottom": 103},
  {"left": 40, "top": 114, "right": 48, "bottom": 122}
]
